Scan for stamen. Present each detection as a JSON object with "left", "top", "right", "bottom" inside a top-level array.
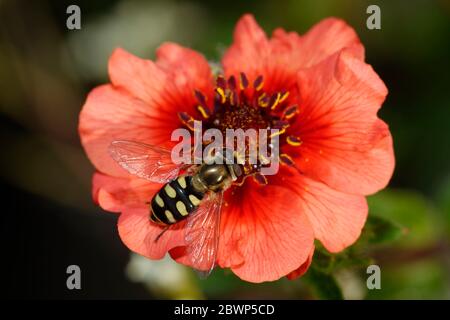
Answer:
[
  {"left": 286, "top": 135, "right": 302, "bottom": 147},
  {"left": 253, "top": 173, "right": 268, "bottom": 185},
  {"left": 282, "top": 105, "right": 299, "bottom": 120},
  {"left": 269, "top": 127, "right": 286, "bottom": 138},
  {"left": 253, "top": 75, "right": 264, "bottom": 91},
  {"left": 215, "top": 87, "right": 227, "bottom": 104},
  {"left": 258, "top": 93, "right": 270, "bottom": 108},
  {"left": 216, "top": 75, "right": 227, "bottom": 90},
  {"left": 270, "top": 92, "right": 282, "bottom": 110},
  {"left": 229, "top": 90, "right": 238, "bottom": 106},
  {"left": 272, "top": 120, "right": 290, "bottom": 130},
  {"left": 228, "top": 76, "right": 237, "bottom": 90},
  {"left": 279, "top": 153, "right": 295, "bottom": 166},
  {"left": 239, "top": 72, "right": 249, "bottom": 90},
  {"left": 194, "top": 90, "right": 208, "bottom": 108},
  {"left": 177, "top": 112, "right": 196, "bottom": 131},
  {"left": 196, "top": 105, "right": 211, "bottom": 119},
  {"left": 279, "top": 91, "right": 290, "bottom": 104},
  {"left": 190, "top": 72, "right": 301, "bottom": 180}
]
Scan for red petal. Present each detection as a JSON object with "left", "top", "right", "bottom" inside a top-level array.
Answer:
[
  {"left": 170, "top": 167, "right": 315, "bottom": 283},
  {"left": 222, "top": 15, "right": 363, "bottom": 94},
  {"left": 156, "top": 43, "right": 214, "bottom": 99},
  {"left": 286, "top": 245, "right": 315, "bottom": 280},
  {"left": 108, "top": 47, "right": 166, "bottom": 108},
  {"left": 79, "top": 85, "right": 175, "bottom": 177},
  {"left": 92, "top": 172, "right": 186, "bottom": 259},
  {"left": 109, "top": 46, "right": 213, "bottom": 117},
  {"left": 80, "top": 46, "right": 214, "bottom": 177},
  {"left": 222, "top": 14, "right": 270, "bottom": 86},
  {"left": 118, "top": 207, "right": 187, "bottom": 260},
  {"left": 271, "top": 17, "right": 364, "bottom": 69},
  {"left": 220, "top": 169, "right": 315, "bottom": 283},
  {"left": 170, "top": 165, "right": 367, "bottom": 280},
  {"left": 289, "top": 49, "right": 394, "bottom": 195},
  {"left": 296, "top": 175, "right": 368, "bottom": 253},
  {"left": 92, "top": 172, "right": 159, "bottom": 212}
]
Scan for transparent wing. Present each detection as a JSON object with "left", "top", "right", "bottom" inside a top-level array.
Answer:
[
  {"left": 185, "top": 191, "right": 223, "bottom": 278},
  {"left": 109, "top": 140, "right": 184, "bottom": 183}
]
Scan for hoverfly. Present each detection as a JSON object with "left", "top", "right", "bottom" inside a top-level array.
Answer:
[{"left": 108, "top": 140, "right": 243, "bottom": 277}]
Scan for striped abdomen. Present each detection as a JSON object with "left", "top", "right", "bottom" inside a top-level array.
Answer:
[{"left": 150, "top": 175, "right": 204, "bottom": 225}]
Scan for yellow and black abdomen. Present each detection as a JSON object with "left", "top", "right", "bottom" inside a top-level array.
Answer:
[{"left": 150, "top": 175, "right": 204, "bottom": 225}]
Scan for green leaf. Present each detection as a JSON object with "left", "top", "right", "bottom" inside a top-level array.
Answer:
[
  {"left": 304, "top": 268, "right": 344, "bottom": 300},
  {"left": 361, "top": 214, "right": 406, "bottom": 245},
  {"left": 311, "top": 242, "right": 372, "bottom": 274},
  {"left": 308, "top": 246, "right": 335, "bottom": 273},
  {"left": 367, "top": 189, "right": 438, "bottom": 248},
  {"left": 434, "top": 176, "right": 450, "bottom": 238},
  {"left": 331, "top": 252, "right": 373, "bottom": 271}
]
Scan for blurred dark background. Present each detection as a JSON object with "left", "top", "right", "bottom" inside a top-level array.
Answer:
[{"left": 0, "top": 0, "right": 449, "bottom": 299}]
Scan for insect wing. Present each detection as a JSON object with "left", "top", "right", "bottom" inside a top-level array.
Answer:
[
  {"left": 185, "top": 191, "right": 223, "bottom": 278},
  {"left": 109, "top": 140, "right": 183, "bottom": 183}
]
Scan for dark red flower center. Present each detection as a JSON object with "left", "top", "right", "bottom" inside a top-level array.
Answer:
[
  {"left": 178, "top": 73, "right": 302, "bottom": 185},
  {"left": 212, "top": 101, "right": 269, "bottom": 132}
]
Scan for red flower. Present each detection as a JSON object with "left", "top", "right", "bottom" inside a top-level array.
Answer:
[{"left": 79, "top": 15, "right": 394, "bottom": 283}]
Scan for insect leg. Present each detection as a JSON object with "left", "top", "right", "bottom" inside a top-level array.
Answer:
[{"left": 154, "top": 225, "right": 170, "bottom": 243}]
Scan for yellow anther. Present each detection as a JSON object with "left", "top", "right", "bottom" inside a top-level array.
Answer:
[
  {"left": 286, "top": 136, "right": 302, "bottom": 147},
  {"left": 215, "top": 87, "right": 226, "bottom": 104}
]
